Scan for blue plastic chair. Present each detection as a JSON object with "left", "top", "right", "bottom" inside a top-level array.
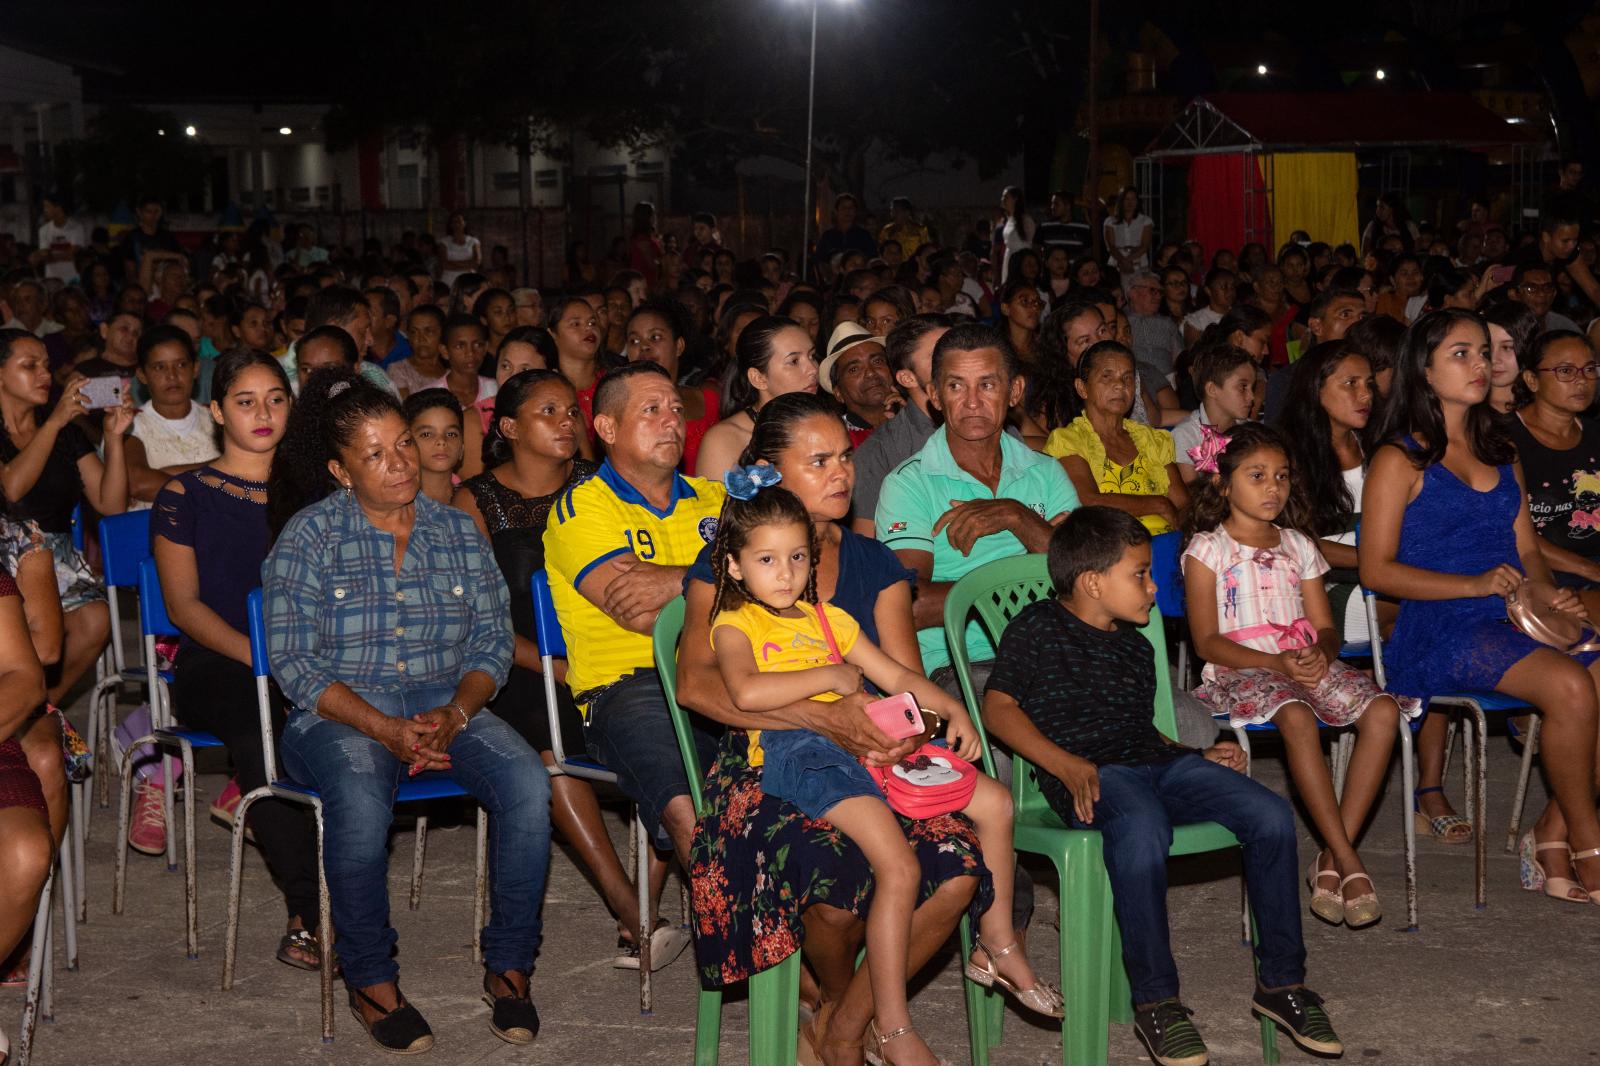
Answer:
[
  {"left": 111, "top": 557, "right": 225, "bottom": 959},
  {"left": 89, "top": 512, "right": 155, "bottom": 811},
  {"left": 531, "top": 570, "right": 655, "bottom": 1013},
  {"left": 222, "top": 589, "right": 488, "bottom": 1044}
]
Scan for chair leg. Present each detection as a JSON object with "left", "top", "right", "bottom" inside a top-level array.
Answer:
[
  {"left": 1233, "top": 728, "right": 1253, "bottom": 947},
  {"left": 162, "top": 749, "right": 178, "bottom": 874},
  {"left": 1398, "top": 719, "right": 1418, "bottom": 932},
  {"left": 70, "top": 780, "right": 87, "bottom": 924},
  {"left": 1472, "top": 706, "right": 1488, "bottom": 910},
  {"left": 472, "top": 808, "right": 488, "bottom": 965},
  {"left": 111, "top": 747, "right": 139, "bottom": 915},
  {"left": 747, "top": 952, "right": 800, "bottom": 1066},
  {"left": 222, "top": 790, "right": 269, "bottom": 990},
  {"left": 636, "top": 813, "right": 653, "bottom": 1014},
  {"left": 41, "top": 880, "right": 56, "bottom": 1022},
  {"left": 182, "top": 742, "right": 200, "bottom": 959},
  {"left": 694, "top": 985, "right": 724, "bottom": 1066},
  {"left": 958, "top": 914, "right": 991, "bottom": 1066},
  {"left": 1060, "top": 852, "right": 1114, "bottom": 1066},
  {"left": 408, "top": 815, "right": 428, "bottom": 911},
  {"left": 315, "top": 805, "right": 334, "bottom": 1044},
  {"left": 1441, "top": 717, "right": 1457, "bottom": 784},
  {"left": 16, "top": 870, "right": 52, "bottom": 1066},
  {"left": 1507, "top": 715, "right": 1539, "bottom": 854},
  {"left": 57, "top": 839, "right": 77, "bottom": 972}
]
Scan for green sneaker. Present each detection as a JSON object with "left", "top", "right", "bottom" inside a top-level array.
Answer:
[
  {"left": 1251, "top": 985, "right": 1343, "bottom": 1056},
  {"left": 1133, "top": 998, "right": 1209, "bottom": 1066}
]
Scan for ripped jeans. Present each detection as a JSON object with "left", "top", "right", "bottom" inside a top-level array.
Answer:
[{"left": 281, "top": 683, "right": 552, "bottom": 989}]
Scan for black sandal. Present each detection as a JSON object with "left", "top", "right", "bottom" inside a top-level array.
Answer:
[
  {"left": 347, "top": 984, "right": 434, "bottom": 1055},
  {"left": 482, "top": 969, "right": 540, "bottom": 1045},
  {"left": 275, "top": 929, "right": 321, "bottom": 972}
]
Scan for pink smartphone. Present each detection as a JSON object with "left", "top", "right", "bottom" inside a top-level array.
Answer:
[{"left": 864, "top": 693, "right": 925, "bottom": 740}]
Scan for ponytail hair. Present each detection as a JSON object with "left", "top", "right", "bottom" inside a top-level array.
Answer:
[
  {"left": 267, "top": 368, "right": 400, "bottom": 540},
  {"left": 482, "top": 368, "right": 573, "bottom": 467}
]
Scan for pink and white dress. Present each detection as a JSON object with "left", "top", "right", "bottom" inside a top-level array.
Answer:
[{"left": 1182, "top": 526, "right": 1421, "bottom": 727}]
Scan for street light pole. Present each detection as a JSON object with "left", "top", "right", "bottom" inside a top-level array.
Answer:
[{"left": 800, "top": 0, "right": 817, "bottom": 283}]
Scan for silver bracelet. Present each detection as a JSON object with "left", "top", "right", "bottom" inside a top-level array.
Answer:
[{"left": 449, "top": 701, "right": 471, "bottom": 729}]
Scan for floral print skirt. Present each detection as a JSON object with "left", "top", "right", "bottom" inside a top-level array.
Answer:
[
  {"left": 689, "top": 732, "right": 993, "bottom": 987},
  {"left": 1195, "top": 658, "right": 1423, "bottom": 728}
]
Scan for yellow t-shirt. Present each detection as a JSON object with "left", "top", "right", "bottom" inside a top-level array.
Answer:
[
  {"left": 710, "top": 599, "right": 861, "bottom": 767},
  {"left": 543, "top": 461, "right": 726, "bottom": 712},
  {"left": 1043, "top": 415, "right": 1177, "bottom": 534}
]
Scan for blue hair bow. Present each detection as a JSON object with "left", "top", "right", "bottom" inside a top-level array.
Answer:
[{"left": 724, "top": 463, "right": 782, "bottom": 500}]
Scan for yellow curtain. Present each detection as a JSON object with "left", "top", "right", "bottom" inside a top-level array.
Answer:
[{"left": 1268, "top": 152, "right": 1360, "bottom": 250}]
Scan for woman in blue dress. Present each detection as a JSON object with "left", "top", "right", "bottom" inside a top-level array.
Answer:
[{"left": 1361, "top": 308, "right": 1600, "bottom": 907}]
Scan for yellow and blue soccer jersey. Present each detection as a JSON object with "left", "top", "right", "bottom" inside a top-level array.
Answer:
[{"left": 543, "top": 459, "right": 725, "bottom": 710}]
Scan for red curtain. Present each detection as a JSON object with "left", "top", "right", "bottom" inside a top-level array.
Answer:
[{"left": 1185, "top": 153, "right": 1271, "bottom": 260}]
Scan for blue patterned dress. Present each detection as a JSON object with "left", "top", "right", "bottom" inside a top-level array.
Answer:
[{"left": 1385, "top": 457, "right": 1600, "bottom": 698}]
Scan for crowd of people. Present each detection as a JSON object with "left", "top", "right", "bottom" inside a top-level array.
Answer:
[{"left": 0, "top": 174, "right": 1598, "bottom": 1066}]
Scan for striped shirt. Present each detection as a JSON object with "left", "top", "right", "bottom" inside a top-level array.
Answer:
[
  {"left": 543, "top": 460, "right": 725, "bottom": 709},
  {"left": 262, "top": 490, "right": 512, "bottom": 711}
]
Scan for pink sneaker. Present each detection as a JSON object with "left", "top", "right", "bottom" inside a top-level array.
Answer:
[
  {"left": 210, "top": 778, "right": 241, "bottom": 825},
  {"left": 128, "top": 778, "right": 168, "bottom": 855}
]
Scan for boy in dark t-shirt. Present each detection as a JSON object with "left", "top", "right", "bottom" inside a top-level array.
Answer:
[{"left": 981, "top": 507, "right": 1344, "bottom": 1066}]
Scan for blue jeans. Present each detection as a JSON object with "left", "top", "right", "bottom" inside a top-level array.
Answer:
[
  {"left": 584, "top": 670, "right": 717, "bottom": 848},
  {"left": 1056, "top": 753, "right": 1306, "bottom": 1005},
  {"left": 281, "top": 683, "right": 552, "bottom": 989}
]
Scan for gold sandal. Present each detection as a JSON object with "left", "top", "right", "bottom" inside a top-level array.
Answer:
[
  {"left": 1339, "top": 872, "right": 1381, "bottom": 928},
  {"left": 868, "top": 1021, "right": 949, "bottom": 1066},
  {"left": 1306, "top": 853, "right": 1343, "bottom": 925},
  {"left": 963, "top": 938, "right": 1063, "bottom": 1018}
]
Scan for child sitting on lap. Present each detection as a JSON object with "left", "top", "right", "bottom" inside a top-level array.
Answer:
[{"left": 980, "top": 506, "right": 1345, "bottom": 1066}]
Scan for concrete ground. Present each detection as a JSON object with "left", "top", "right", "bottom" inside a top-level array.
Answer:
[{"left": 6, "top": 682, "right": 1596, "bottom": 1066}]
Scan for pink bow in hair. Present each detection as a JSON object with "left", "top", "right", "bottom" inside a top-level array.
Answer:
[{"left": 1188, "top": 423, "right": 1230, "bottom": 474}]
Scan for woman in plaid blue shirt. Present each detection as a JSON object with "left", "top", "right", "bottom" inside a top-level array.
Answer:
[{"left": 262, "top": 370, "right": 549, "bottom": 1053}]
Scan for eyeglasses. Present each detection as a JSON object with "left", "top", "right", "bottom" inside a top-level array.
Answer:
[
  {"left": 1521, "top": 282, "right": 1557, "bottom": 295},
  {"left": 1536, "top": 363, "right": 1600, "bottom": 381}
]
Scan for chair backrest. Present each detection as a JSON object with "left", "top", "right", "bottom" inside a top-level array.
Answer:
[
  {"left": 530, "top": 569, "right": 566, "bottom": 658},
  {"left": 136, "top": 557, "right": 179, "bottom": 639},
  {"left": 651, "top": 596, "right": 709, "bottom": 818},
  {"left": 99, "top": 511, "right": 154, "bottom": 589},
  {"left": 245, "top": 588, "right": 282, "bottom": 782},
  {"left": 1149, "top": 529, "right": 1186, "bottom": 620},
  {"left": 529, "top": 569, "right": 584, "bottom": 774},
  {"left": 71, "top": 501, "right": 84, "bottom": 552},
  {"left": 943, "top": 553, "right": 1176, "bottom": 826}
]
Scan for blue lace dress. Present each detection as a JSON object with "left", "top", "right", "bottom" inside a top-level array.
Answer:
[{"left": 1385, "top": 458, "right": 1600, "bottom": 698}]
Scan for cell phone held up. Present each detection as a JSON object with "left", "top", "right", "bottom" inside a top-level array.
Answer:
[
  {"left": 80, "top": 376, "right": 125, "bottom": 411},
  {"left": 864, "top": 692, "right": 926, "bottom": 741}
]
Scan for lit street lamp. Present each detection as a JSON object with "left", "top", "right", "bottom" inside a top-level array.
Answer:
[{"left": 797, "top": 0, "right": 849, "bottom": 283}]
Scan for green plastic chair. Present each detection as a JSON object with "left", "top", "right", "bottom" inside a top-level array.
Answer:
[
  {"left": 653, "top": 597, "right": 997, "bottom": 1066},
  {"left": 653, "top": 596, "right": 803, "bottom": 1066},
  {"left": 942, "top": 554, "right": 1279, "bottom": 1066}
]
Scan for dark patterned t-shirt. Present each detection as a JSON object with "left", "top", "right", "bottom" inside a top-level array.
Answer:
[{"left": 985, "top": 599, "right": 1183, "bottom": 774}]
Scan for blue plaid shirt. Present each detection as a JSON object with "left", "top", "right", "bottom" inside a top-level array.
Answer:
[{"left": 262, "top": 490, "right": 512, "bottom": 712}]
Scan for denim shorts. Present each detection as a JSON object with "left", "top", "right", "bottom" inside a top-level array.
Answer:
[{"left": 759, "top": 728, "right": 884, "bottom": 820}]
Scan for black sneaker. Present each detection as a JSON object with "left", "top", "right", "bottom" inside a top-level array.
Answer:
[
  {"left": 1251, "top": 985, "right": 1343, "bottom": 1057},
  {"left": 1133, "top": 998, "right": 1209, "bottom": 1066}
]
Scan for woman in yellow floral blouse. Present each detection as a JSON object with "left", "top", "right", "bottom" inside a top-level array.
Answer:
[{"left": 1044, "top": 340, "right": 1188, "bottom": 533}]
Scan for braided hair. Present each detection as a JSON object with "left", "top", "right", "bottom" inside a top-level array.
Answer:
[{"left": 706, "top": 482, "right": 819, "bottom": 623}]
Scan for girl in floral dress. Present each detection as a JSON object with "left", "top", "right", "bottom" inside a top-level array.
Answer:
[{"left": 1181, "top": 422, "right": 1418, "bottom": 929}]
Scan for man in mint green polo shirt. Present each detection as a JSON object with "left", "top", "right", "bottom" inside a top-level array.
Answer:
[{"left": 875, "top": 322, "right": 1079, "bottom": 681}]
